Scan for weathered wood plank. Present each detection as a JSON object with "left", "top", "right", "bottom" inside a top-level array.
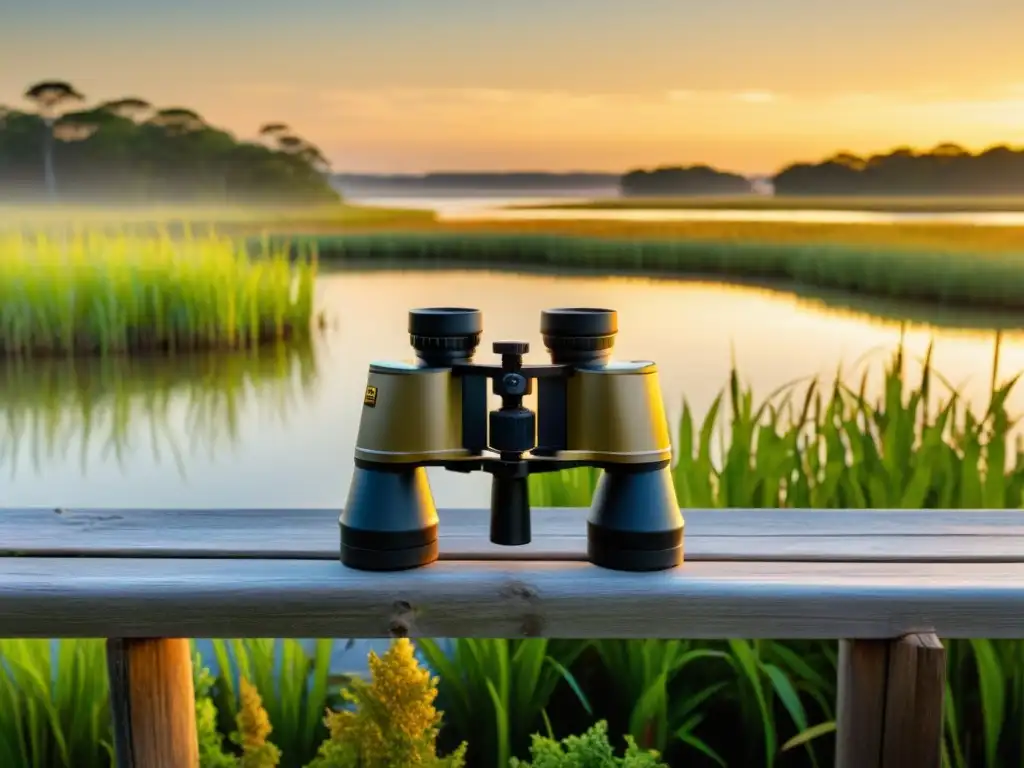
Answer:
[
  {"left": 881, "top": 633, "right": 945, "bottom": 768},
  {"left": 5, "top": 557, "right": 1024, "bottom": 638},
  {"left": 835, "top": 635, "right": 945, "bottom": 768},
  {"left": 106, "top": 638, "right": 199, "bottom": 768},
  {"left": 836, "top": 639, "right": 887, "bottom": 768},
  {"left": 0, "top": 507, "right": 1023, "bottom": 561}
]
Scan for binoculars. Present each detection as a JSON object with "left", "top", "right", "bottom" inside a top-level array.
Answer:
[{"left": 340, "top": 307, "right": 684, "bottom": 573}]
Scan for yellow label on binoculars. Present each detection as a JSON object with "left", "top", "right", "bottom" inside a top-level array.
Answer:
[{"left": 364, "top": 386, "right": 378, "bottom": 407}]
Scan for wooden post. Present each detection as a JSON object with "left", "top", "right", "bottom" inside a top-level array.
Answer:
[
  {"left": 107, "top": 638, "right": 199, "bottom": 768},
  {"left": 835, "top": 634, "right": 945, "bottom": 768}
]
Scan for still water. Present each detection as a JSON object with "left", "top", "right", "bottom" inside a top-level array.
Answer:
[{"left": 1, "top": 268, "right": 1022, "bottom": 510}]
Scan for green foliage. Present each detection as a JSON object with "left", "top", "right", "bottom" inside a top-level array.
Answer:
[
  {"left": 209, "top": 640, "right": 336, "bottom": 768},
  {"left": 0, "top": 230, "right": 317, "bottom": 357},
  {"left": 4, "top": 80, "right": 338, "bottom": 205},
  {"left": 302, "top": 232, "right": 1024, "bottom": 311},
  {"left": 417, "top": 638, "right": 591, "bottom": 767},
  {"left": 195, "top": 654, "right": 239, "bottom": 768},
  {"left": 0, "top": 639, "right": 112, "bottom": 768},
  {"left": 666, "top": 335, "right": 1023, "bottom": 510},
  {"left": 509, "top": 721, "right": 668, "bottom": 768},
  {"left": 587, "top": 639, "right": 730, "bottom": 764}
]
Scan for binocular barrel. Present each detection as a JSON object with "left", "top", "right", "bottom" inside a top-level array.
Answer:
[{"left": 341, "top": 306, "right": 684, "bottom": 574}]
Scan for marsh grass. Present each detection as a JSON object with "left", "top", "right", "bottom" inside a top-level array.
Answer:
[
  {"left": 309, "top": 216, "right": 1024, "bottom": 254},
  {"left": 304, "top": 232, "right": 1024, "bottom": 311},
  {"left": 418, "top": 638, "right": 593, "bottom": 768},
  {"left": 0, "top": 639, "right": 112, "bottom": 768},
  {"left": 0, "top": 340, "right": 318, "bottom": 478},
  {"left": 0, "top": 230, "right": 317, "bottom": 357}
]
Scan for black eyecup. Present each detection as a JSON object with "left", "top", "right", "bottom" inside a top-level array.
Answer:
[
  {"left": 409, "top": 307, "right": 483, "bottom": 338},
  {"left": 540, "top": 308, "right": 617, "bottom": 338},
  {"left": 409, "top": 307, "right": 483, "bottom": 366},
  {"left": 540, "top": 308, "right": 617, "bottom": 364}
]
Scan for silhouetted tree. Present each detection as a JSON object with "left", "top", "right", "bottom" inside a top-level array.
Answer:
[
  {"left": 259, "top": 122, "right": 290, "bottom": 139},
  {"left": 620, "top": 164, "right": 753, "bottom": 196},
  {"left": 96, "top": 97, "right": 152, "bottom": 121},
  {"left": 23, "top": 80, "right": 85, "bottom": 199},
  {"left": 772, "top": 142, "right": 1024, "bottom": 196},
  {"left": 0, "top": 82, "right": 339, "bottom": 205}
]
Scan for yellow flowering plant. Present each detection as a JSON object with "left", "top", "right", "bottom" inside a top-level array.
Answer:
[
  {"left": 306, "top": 638, "right": 467, "bottom": 768},
  {"left": 233, "top": 678, "right": 283, "bottom": 768}
]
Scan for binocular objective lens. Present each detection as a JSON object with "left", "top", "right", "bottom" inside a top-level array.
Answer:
[
  {"left": 540, "top": 307, "right": 618, "bottom": 364},
  {"left": 408, "top": 307, "right": 483, "bottom": 366}
]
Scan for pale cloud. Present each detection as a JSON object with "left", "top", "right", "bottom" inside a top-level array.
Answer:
[
  {"left": 664, "top": 88, "right": 781, "bottom": 104},
  {"left": 665, "top": 90, "right": 695, "bottom": 102},
  {"left": 733, "top": 90, "right": 776, "bottom": 104}
]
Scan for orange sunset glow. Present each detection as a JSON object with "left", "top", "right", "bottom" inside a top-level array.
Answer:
[{"left": 2, "top": 0, "right": 1023, "bottom": 173}]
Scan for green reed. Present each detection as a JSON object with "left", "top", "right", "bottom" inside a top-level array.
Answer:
[
  {"left": 0, "top": 639, "right": 113, "bottom": 768},
  {"left": 0, "top": 230, "right": 317, "bottom": 357},
  {"left": 418, "top": 638, "right": 592, "bottom": 768}
]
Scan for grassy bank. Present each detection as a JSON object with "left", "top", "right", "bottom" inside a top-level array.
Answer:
[
  {"left": 5, "top": 342, "right": 1024, "bottom": 768},
  {"left": 300, "top": 231, "right": 1024, "bottom": 312},
  {"left": 0, "top": 231, "right": 318, "bottom": 356},
  {"left": 416, "top": 217, "right": 1024, "bottom": 253},
  {"left": 511, "top": 194, "right": 1024, "bottom": 213}
]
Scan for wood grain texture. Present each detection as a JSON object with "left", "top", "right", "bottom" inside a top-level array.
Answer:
[
  {"left": 835, "top": 635, "right": 945, "bottom": 768},
  {"left": 106, "top": 640, "right": 134, "bottom": 768},
  {"left": 835, "top": 639, "right": 888, "bottom": 768},
  {"left": 1, "top": 507, "right": 1023, "bottom": 561},
  {"left": 881, "top": 633, "right": 945, "bottom": 768},
  {"left": 5, "top": 557, "right": 1024, "bottom": 638},
  {"left": 106, "top": 638, "right": 198, "bottom": 768}
]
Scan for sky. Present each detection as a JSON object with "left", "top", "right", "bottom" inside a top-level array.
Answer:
[{"left": 2, "top": 0, "right": 1023, "bottom": 174}]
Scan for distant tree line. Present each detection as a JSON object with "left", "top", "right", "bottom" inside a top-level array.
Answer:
[
  {"left": 771, "top": 144, "right": 1024, "bottom": 196},
  {"left": 332, "top": 172, "right": 620, "bottom": 197},
  {"left": 620, "top": 165, "right": 753, "bottom": 196},
  {"left": 0, "top": 80, "right": 339, "bottom": 205},
  {"left": 620, "top": 143, "right": 1024, "bottom": 197}
]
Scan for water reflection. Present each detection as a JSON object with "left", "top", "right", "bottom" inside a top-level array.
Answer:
[
  {"left": 326, "top": 261, "right": 1024, "bottom": 335},
  {"left": 0, "top": 340, "right": 319, "bottom": 481}
]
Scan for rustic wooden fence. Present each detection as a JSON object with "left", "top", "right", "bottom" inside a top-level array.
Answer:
[{"left": 1, "top": 506, "right": 1022, "bottom": 767}]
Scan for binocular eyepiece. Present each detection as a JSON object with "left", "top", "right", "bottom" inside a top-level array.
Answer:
[{"left": 341, "top": 306, "right": 684, "bottom": 573}]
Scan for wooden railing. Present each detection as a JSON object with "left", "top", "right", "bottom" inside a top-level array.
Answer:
[{"left": 2, "top": 506, "right": 1023, "bottom": 767}]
